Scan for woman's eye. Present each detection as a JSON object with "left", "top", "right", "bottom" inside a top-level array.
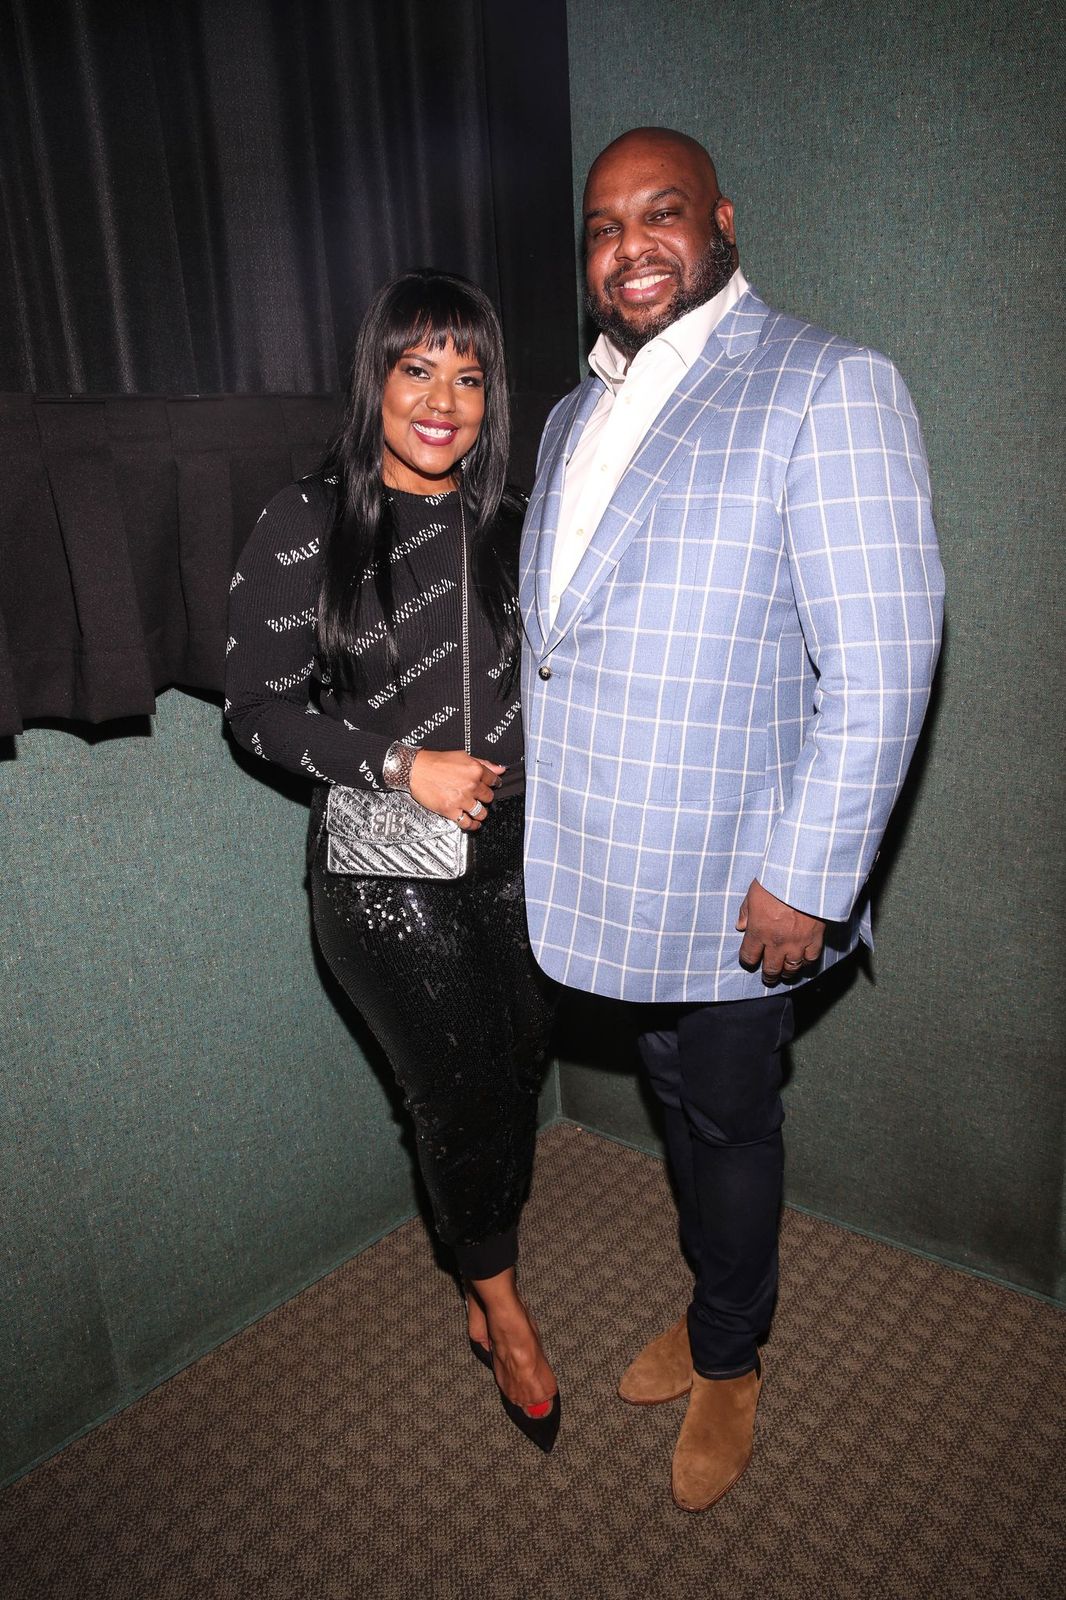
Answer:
[
  {"left": 402, "top": 363, "right": 429, "bottom": 378},
  {"left": 458, "top": 375, "right": 484, "bottom": 388}
]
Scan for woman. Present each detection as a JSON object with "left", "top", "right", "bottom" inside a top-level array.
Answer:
[{"left": 225, "top": 271, "right": 559, "bottom": 1450}]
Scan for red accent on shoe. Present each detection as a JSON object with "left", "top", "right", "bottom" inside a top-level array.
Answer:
[{"left": 525, "top": 1399, "right": 554, "bottom": 1418}]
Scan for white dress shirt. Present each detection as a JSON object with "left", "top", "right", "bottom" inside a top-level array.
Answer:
[{"left": 549, "top": 269, "right": 750, "bottom": 624}]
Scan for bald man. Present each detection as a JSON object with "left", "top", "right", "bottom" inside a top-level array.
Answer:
[{"left": 519, "top": 129, "right": 944, "bottom": 1509}]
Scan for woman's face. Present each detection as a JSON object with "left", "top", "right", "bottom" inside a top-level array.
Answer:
[{"left": 381, "top": 336, "right": 485, "bottom": 493}]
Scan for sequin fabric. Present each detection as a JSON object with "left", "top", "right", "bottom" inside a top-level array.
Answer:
[{"left": 311, "top": 796, "right": 555, "bottom": 1259}]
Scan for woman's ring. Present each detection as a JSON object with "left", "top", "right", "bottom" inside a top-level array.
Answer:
[
  {"left": 469, "top": 799, "right": 484, "bottom": 817},
  {"left": 457, "top": 812, "right": 467, "bottom": 825}
]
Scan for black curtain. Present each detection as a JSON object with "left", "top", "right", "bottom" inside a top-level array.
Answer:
[{"left": 0, "top": 0, "right": 577, "bottom": 734}]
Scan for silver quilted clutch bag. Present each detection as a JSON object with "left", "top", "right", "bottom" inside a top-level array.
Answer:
[{"left": 325, "top": 786, "right": 470, "bottom": 879}]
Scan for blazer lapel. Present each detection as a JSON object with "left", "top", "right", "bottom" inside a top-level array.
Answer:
[
  {"left": 547, "top": 290, "right": 770, "bottom": 647},
  {"left": 521, "top": 377, "right": 603, "bottom": 649}
]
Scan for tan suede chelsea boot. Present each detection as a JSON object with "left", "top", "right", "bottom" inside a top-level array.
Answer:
[
  {"left": 670, "top": 1361, "right": 763, "bottom": 1512},
  {"left": 617, "top": 1313, "right": 693, "bottom": 1404}
]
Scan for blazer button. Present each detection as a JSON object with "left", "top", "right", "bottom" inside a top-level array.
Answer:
[{"left": 538, "top": 664, "right": 552, "bottom": 680}]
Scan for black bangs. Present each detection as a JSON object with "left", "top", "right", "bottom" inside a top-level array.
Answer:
[{"left": 377, "top": 273, "right": 502, "bottom": 379}]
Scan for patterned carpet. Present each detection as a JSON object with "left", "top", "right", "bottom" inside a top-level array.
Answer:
[{"left": 2, "top": 1124, "right": 1063, "bottom": 1600}]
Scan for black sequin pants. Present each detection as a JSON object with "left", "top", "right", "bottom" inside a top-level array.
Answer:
[{"left": 310, "top": 795, "right": 555, "bottom": 1280}]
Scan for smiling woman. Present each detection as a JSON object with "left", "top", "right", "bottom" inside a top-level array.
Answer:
[{"left": 223, "top": 271, "right": 561, "bottom": 1453}]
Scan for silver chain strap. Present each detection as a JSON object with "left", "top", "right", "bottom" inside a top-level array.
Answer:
[{"left": 458, "top": 488, "right": 471, "bottom": 756}]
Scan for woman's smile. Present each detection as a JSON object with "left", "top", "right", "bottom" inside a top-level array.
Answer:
[{"left": 410, "top": 418, "right": 460, "bottom": 445}]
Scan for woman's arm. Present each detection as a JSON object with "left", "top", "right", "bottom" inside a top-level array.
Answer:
[
  {"left": 224, "top": 483, "right": 394, "bottom": 789},
  {"left": 226, "top": 483, "right": 507, "bottom": 823}
]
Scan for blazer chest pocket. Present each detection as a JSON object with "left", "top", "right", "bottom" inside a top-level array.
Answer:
[
  {"left": 654, "top": 494, "right": 782, "bottom": 587},
  {"left": 643, "top": 494, "right": 782, "bottom": 652}
]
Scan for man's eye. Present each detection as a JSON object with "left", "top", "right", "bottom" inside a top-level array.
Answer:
[{"left": 649, "top": 211, "right": 677, "bottom": 223}]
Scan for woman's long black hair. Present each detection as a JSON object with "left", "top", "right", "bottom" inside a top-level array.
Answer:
[{"left": 317, "top": 269, "right": 522, "bottom": 694}]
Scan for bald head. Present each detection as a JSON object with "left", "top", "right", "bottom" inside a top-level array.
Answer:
[
  {"left": 584, "top": 127, "right": 722, "bottom": 213},
  {"left": 582, "top": 127, "right": 737, "bottom": 358}
]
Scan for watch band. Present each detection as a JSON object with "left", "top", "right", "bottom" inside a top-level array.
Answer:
[{"left": 382, "top": 740, "right": 418, "bottom": 791}]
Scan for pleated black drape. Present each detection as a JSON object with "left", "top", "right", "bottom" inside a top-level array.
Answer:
[{"left": 0, "top": 0, "right": 577, "bottom": 734}]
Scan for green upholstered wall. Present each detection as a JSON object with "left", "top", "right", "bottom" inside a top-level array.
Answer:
[
  {"left": 560, "top": 0, "right": 1064, "bottom": 1301},
  {"left": 0, "top": 690, "right": 558, "bottom": 1484}
]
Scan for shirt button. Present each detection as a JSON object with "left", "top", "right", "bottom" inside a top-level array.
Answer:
[{"left": 538, "top": 665, "right": 552, "bottom": 681}]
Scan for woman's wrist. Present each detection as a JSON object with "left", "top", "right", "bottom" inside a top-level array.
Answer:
[{"left": 382, "top": 740, "right": 419, "bottom": 791}]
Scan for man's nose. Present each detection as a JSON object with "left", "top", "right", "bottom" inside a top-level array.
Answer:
[{"left": 613, "top": 221, "right": 656, "bottom": 262}]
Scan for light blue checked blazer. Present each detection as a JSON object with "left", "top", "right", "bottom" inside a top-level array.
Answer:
[{"left": 520, "top": 288, "right": 944, "bottom": 1003}]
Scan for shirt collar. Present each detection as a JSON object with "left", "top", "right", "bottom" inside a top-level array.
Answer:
[{"left": 588, "top": 268, "right": 750, "bottom": 393}]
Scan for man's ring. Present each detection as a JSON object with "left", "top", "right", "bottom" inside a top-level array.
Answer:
[
  {"left": 783, "top": 956, "right": 803, "bottom": 968},
  {"left": 457, "top": 812, "right": 467, "bottom": 825},
  {"left": 469, "top": 799, "right": 484, "bottom": 817}
]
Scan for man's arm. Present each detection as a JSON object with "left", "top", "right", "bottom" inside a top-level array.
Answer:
[{"left": 743, "top": 348, "right": 945, "bottom": 978}]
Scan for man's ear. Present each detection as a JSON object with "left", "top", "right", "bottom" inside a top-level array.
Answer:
[{"left": 714, "top": 196, "right": 736, "bottom": 245}]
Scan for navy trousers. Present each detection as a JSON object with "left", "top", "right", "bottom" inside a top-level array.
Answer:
[{"left": 637, "top": 994, "right": 794, "bottom": 1378}]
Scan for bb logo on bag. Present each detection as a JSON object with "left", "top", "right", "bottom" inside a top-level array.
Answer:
[{"left": 367, "top": 806, "right": 421, "bottom": 841}]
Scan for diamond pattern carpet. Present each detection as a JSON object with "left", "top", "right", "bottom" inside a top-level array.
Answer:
[{"left": 2, "top": 1124, "right": 1063, "bottom": 1599}]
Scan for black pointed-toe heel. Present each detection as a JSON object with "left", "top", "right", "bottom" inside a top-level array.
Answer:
[
  {"left": 495, "top": 1377, "right": 561, "bottom": 1453},
  {"left": 464, "top": 1287, "right": 560, "bottom": 1450}
]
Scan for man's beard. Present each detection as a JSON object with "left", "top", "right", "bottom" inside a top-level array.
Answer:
[{"left": 584, "top": 220, "right": 735, "bottom": 358}]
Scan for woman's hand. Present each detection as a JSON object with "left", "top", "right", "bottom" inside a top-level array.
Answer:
[{"left": 408, "top": 750, "right": 505, "bottom": 830}]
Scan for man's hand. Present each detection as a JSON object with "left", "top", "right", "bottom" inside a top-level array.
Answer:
[{"left": 736, "top": 879, "right": 826, "bottom": 985}]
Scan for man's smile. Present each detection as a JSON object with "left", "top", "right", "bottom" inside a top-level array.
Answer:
[{"left": 613, "top": 268, "right": 676, "bottom": 304}]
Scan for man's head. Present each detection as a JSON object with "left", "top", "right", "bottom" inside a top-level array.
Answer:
[{"left": 582, "top": 128, "right": 737, "bottom": 359}]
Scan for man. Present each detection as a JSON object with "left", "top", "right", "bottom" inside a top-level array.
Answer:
[{"left": 520, "top": 128, "right": 944, "bottom": 1510}]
